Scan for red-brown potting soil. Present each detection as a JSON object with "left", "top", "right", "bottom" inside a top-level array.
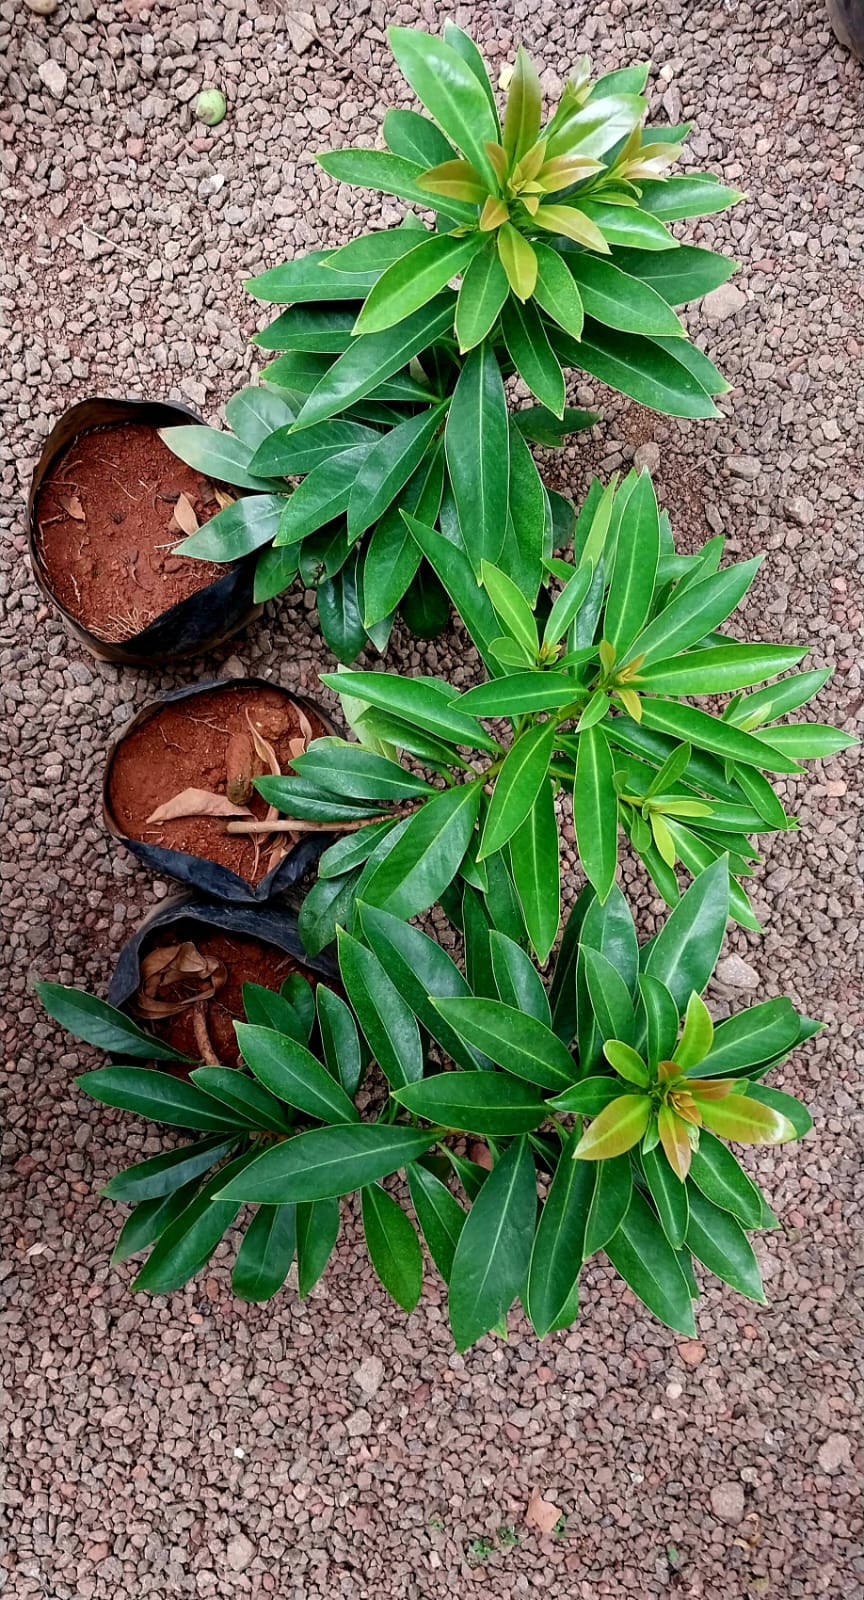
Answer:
[
  {"left": 35, "top": 421, "right": 228, "bottom": 640},
  {"left": 131, "top": 924, "right": 316, "bottom": 1068},
  {"left": 107, "top": 683, "right": 328, "bottom": 884}
]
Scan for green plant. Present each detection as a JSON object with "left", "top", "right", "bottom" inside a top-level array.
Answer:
[
  {"left": 36, "top": 862, "right": 817, "bottom": 1346},
  {"left": 257, "top": 469, "right": 850, "bottom": 959}
]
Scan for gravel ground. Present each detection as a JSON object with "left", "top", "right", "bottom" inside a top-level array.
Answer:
[{"left": 2, "top": 1, "right": 862, "bottom": 1595}]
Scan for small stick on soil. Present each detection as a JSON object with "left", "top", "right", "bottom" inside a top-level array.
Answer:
[
  {"left": 192, "top": 1004, "right": 221, "bottom": 1065},
  {"left": 225, "top": 814, "right": 400, "bottom": 835}
]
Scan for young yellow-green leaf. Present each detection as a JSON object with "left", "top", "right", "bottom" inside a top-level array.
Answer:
[
  {"left": 533, "top": 204, "right": 610, "bottom": 252},
  {"left": 480, "top": 561, "right": 538, "bottom": 656},
  {"left": 545, "top": 93, "right": 646, "bottom": 161},
  {"left": 673, "top": 991, "right": 714, "bottom": 1070},
  {"left": 531, "top": 241, "right": 585, "bottom": 340},
  {"left": 603, "top": 1040, "right": 649, "bottom": 1087},
  {"left": 573, "top": 724, "right": 618, "bottom": 901},
  {"left": 657, "top": 1103, "right": 692, "bottom": 1181},
  {"left": 574, "top": 1093, "right": 651, "bottom": 1160},
  {"left": 497, "top": 222, "right": 539, "bottom": 300},
  {"left": 354, "top": 233, "right": 483, "bottom": 336},
  {"left": 448, "top": 1135, "right": 537, "bottom": 1350},
  {"left": 362, "top": 1183, "right": 423, "bottom": 1312},
  {"left": 455, "top": 241, "right": 510, "bottom": 350},
  {"left": 697, "top": 1093, "right": 797, "bottom": 1145},
  {"left": 416, "top": 157, "right": 490, "bottom": 204},
  {"left": 479, "top": 718, "right": 557, "bottom": 860},
  {"left": 502, "top": 45, "right": 542, "bottom": 164}
]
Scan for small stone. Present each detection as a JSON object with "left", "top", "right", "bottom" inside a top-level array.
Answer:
[
  {"left": 716, "top": 954, "right": 760, "bottom": 989},
  {"left": 25, "top": 0, "right": 59, "bottom": 12},
  {"left": 225, "top": 1534, "right": 255, "bottom": 1572},
  {"left": 725, "top": 455, "right": 762, "bottom": 481},
  {"left": 346, "top": 1407, "right": 372, "bottom": 1437},
  {"left": 677, "top": 1340, "right": 707, "bottom": 1366},
  {"left": 702, "top": 283, "right": 747, "bottom": 324},
  {"left": 817, "top": 1434, "right": 851, "bottom": 1473},
  {"left": 38, "top": 60, "right": 68, "bottom": 99},
  {"left": 784, "top": 495, "right": 815, "bottom": 526},
  {"left": 633, "top": 441, "right": 660, "bottom": 472},
  {"left": 354, "top": 1356, "right": 385, "bottom": 1397},
  {"left": 286, "top": 9, "right": 316, "bottom": 52},
  {"left": 710, "top": 1481, "right": 745, "bottom": 1524}
]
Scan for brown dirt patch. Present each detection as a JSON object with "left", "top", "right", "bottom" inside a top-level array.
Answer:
[
  {"left": 35, "top": 421, "right": 228, "bottom": 641},
  {"left": 130, "top": 923, "right": 315, "bottom": 1067},
  {"left": 107, "top": 683, "right": 328, "bottom": 884}
]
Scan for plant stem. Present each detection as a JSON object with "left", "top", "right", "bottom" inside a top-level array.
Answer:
[
  {"left": 225, "top": 813, "right": 401, "bottom": 835},
  {"left": 192, "top": 1004, "right": 220, "bottom": 1065}
]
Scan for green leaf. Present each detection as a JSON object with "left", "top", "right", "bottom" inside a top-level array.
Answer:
[
  {"left": 246, "top": 249, "right": 378, "bottom": 303},
  {"left": 548, "top": 1076, "right": 624, "bottom": 1116},
  {"left": 394, "top": 1072, "right": 547, "bottom": 1135},
  {"left": 574, "top": 724, "right": 618, "bottom": 901},
  {"left": 407, "top": 1162, "right": 466, "bottom": 1284},
  {"left": 321, "top": 669, "right": 498, "bottom": 752},
  {"left": 479, "top": 720, "right": 556, "bottom": 860},
  {"left": 644, "top": 857, "right": 729, "bottom": 1012},
  {"left": 77, "top": 1067, "right": 255, "bottom": 1132},
  {"left": 292, "top": 740, "right": 435, "bottom": 802},
  {"left": 754, "top": 723, "right": 856, "bottom": 761},
  {"left": 455, "top": 241, "right": 510, "bottom": 351},
  {"left": 531, "top": 241, "right": 585, "bottom": 340},
  {"left": 442, "top": 23, "right": 500, "bottom": 132},
  {"left": 298, "top": 868, "right": 361, "bottom": 957},
  {"left": 604, "top": 471, "right": 659, "bottom": 651},
  {"left": 696, "top": 999, "right": 802, "bottom": 1078},
  {"left": 296, "top": 1196, "right": 340, "bottom": 1295},
  {"left": 685, "top": 1185, "right": 765, "bottom": 1302},
  {"left": 256, "top": 772, "right": 384, "bottom": 823},
  {"left": 509, "top": 779, "right": 560, "bottom": 965},
  {"left": 543, "top": 564, "right": 593, "bottom": 649},
  {"left": 325, "top": 225, "right": 433, "bottom": 276},
  {"left": 502, "top": 421, "right": 549, "bottom": 602},
  {"left": 582, "top": 948, "right": 636, "bottom": 1046},
  {"left": 448, "top": 1136, "right": 537, "bottom": 1350},
  {"left": 362, "top": 1183, "right": 423, "bottom": 1311},
  {"left": 159, "top": 425, "right": 282, "bottom": 491},
  {"left": 673, "top": 991, "right": 714, "bottom": 1070},
  {"left": 402, "top": 512, "right": 502, "bottom": 667},
  {"left": 225, "top": 385, "right": 296, "bottom": 448},
  {"left": 502, "top": 44, "right": 542, "bottom": 162},
  {"left": 294, "top": 298, "right": 452, "bottom": 428},
  {"left": 389, "top": 26, "right": 500, "bottom": 187},
  {"left": 637, "top": 643, "right": 808, "bottom": 696},
  {"left": 336, "top": 928, "right": 423, "bottom": 1090},
  {"left": 638, "top": 974, "right": 680, "bottom": 1068},
  {"left": 383, "top": 106, "right": 456, "bottom": 167},
  {"left": 642, "top": 1146, "right": 689, "bottom": 1248},
  {"left": 360, "top": 780, "right": 484, "bottom": 921},
  {"left": 639, "top": 700, "right": 802, "bottom": 775},
  {"left": 745, "top": 1082, "right": 812, "bottom": 1139},
  {"left": 318, "top": 818, "right": 399, "bottom": 880},
  {"left": 578, "top": 200, "right": 676, "bottom": 251},
  {"left": 500, "top": 295, "right": 566, "bottom": 417},
  {"left": 219, "top": 1124, "right": 436, "bottom": 1205},
  {"left": 317, "top": 147, "right": 478, "bottom": 221},
  {"left": 189, "top": 1066, "right": 293, "bottom": 1133},
  {"left": 102, "top": 1136, "right": 236, "bottom": 1203},
  {"left": 617, "top": 243, "right": 736, "bottom": 304},
  {"left": 254, "top": 544, "right": 299, "bottom": 603},
  {"left": 546, "top": 93, "right": 646, "bottom": 160},
  {"left": 574, "top": 1094, "right": 650, "bottom": 1160},
  {"left": 175, "top": 492, "right": 286, "bottom": 564},
  {"left": 582, "top": 1154, "right": 632, "bottom": 1256},
  {"left": 638, "top": 175, "right": 743, "bottom": 221},
  {"left": 272, "top": 444, "right": 371, "bottom": 547},
  {"left": 489, "top": 930, "right": 551, "bottom": 1024},
  {"left": 479, "top": 563, "right": 538, "bottom": 658},
  {"left": 280, "top": 974, "right": 314, "bottom": 1038},
  {"left": 688, "top": 1130, "right": 765, "bottom": 1229},
  {"left": 556, "top": 321, "right": 718, "bottom": 419},
  {"left": 727, "top": 667, "right": 832, "bottom": 729},
  {"left": 565, "top": 254, "right": 684, "bottom": 337},
  {"left": 624, "top": 559, "right": 757, "bottom": 665},
  {"left": 355, "top": 233, "right": 482, "bottom": 336},
  {"left": 235, "top": 1024, "right": 360, "bottom": 1124},
  {"left": 526, "top": 1128, "right": 594, "bottom": 1337},
  {"left": 253, "top": 303, "right": 357, "bottom": 353},
  {"left": 232, "top": 1204, "right": 297, "bottom": 1302},
  {"left": 111, "top": 1179, "right": 205, "bottom": 1265},
  {"left": 132, "top": 1151, "right": 258, "bottom": 1293},
  {"left": 433, "top": 997, "right": 576, "bottom": 1091},
  {"left": 249, "top": 418, "right": 376, "bottom": 477},
  {"left": 605, "top": 1188, "right": 696, "bottom": 1333},
  {"left": 445, "top": 343, "right": 510, "bottom": 573},
  {"left": 358, "top": 902, "right": 490, "bottom": 1074},
  {"left": 515, "top": 408, "right": 597, "bottom": 447},
  {"left": 36, "top": 982, "right": 192, "bottom": 1063},
  {"left": 316, "top": 986, "right": 362, "bottom": 1098}
]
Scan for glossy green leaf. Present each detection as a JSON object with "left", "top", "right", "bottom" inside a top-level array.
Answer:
[
  {"left": 102, "top": 1136, "right": 236, "bottom": 1203},
  {"left": 77, "top": 1067, "right": 255, "bottom": 1132},
  {"left": 638, "top": 175, "right": 743, "bottom": 221},
  {"left": 292, "top": 740, "right": 435, "bottom": 802},
  {"left": 625, "top": 557, "right": 762, "bottom": 666},
  {"left": 543, "top": 564, "right": 593, "bottom": 649},
  {"left": 246, "top": 249, "right": 378, "bottom": 303},
  {"left": 605, "top": 1188, "right": 696, "bottom": 1334},
  {"left": 448, "top": 1136, "right": 537, "bottom": 1350},
  {"left": 556, "top": 321, "right": 718, "bottom": 419},
  {"left": 394, "top": 1072, "right": 547, "bottom": 1135},
  {"left": 189, "top": 1066, "right": 293, "bottom": 1133},
  {"left": 575, "top": 1093, "right": 650, "bottom": 1160},
  {"left": 358, "top": 902, "right": 489, "bottom": 1073},
  {"left": 582, "top": 947, "right": 636, "bottom": 1046},
  {"left": 455, "top": 241, "right": 510, "bottom": 351},
  {"left": 445, "top": 342, "right": 510, "bottom": 573},
  {"left": 644, "top": 856, "right": 729, "bottom": 1012},
  {"left": 754, "top": 723, "right": 856, "bottom": 761},
  {"left": 389, "top": 27, "right": 499, "bottom": 186},
  {"left": 272, "top": 444, "right": 371, "bottom": 546},
  {"left": 479, "top": 719, "right": 556, "bottom": 860},
  {"left": 318, "top": 147, "right": 477, "bottom": 221},
  {"left": 548, "top": 1076, "right": 623, "bottom": 1116},
  {"left": 253, "top": 303, "right": 357, "bottom": 353},
  {"left": 604, "top": 470, "right": 660, "bottom": 651},
  {"left": 132, "top": 1151, "right": 258, "bottom": 1294},
  {"left": 459, "top": 673, "right": 576, "bottom": 718},
  {"left": 36, "top": 983, "right": 193, "bottom": 1063},
  {"left": 688, "top": 1130, "right": 765, "bottom": 1229},
  {"left": 442, "top": 22, "right": 500, "bottom": 130},
  {"left": 321, "top": 670, "right": 498, "bottom": 752},
  {"left": 639, "top": 700, "right": 802, "bottom": 775},
  {"left": 355, "top": 232, "right": 482, "bottom": 335},
  {"left": 111, "top": 1179, "right": 206, "bottom": 1266},
  {"left": 336, "top": 928, "right": 423, "bottom": 1090},
  {"left": 249, "top": 418, "right": 377, "bottom": 478},
  {"left": 638, "top": 974, "right": 680, "bottom": 1068},
  {"left": 695, "top": 999, "right": 802, "bottom": 1078},
  {"left": 362, "top": 1183, "right": 423, "bottom": 1312},
  {"left": 402, "top": 512, "right": 502, "bottom": 667},
  {"left": 642, "top": 1146, "right": 689, "bottom": 1247},
  {"left": 294, "top": 297, "right": 452, "bottom": 429},
  {"left": 479, "top": 562, "right": 538, "bottom": 657},
  {"left": 489, "top": 930, "right": 551, "bottom": 1025},
  {"left": 727, "top": 667, "right": 832, "bottom": 729},
  {"left": 501, "top": 421, "right": 549, "bottom": 602},
  {"left": 685, "top": 1185, "right": 765, "bottom": 1301},
  {"left": 406, "top": 1162, "right": 466, "bottom": 1284},
  {"left": 509, "top": 779, "right": 560, "bottom": 966},
  {"left": 565, "top": 254, "right": 685, "bottom": 337},
  {"left": 296, "top": 1196, "right": 340, "bottom": 1295},
  {"left": 500, "top": 295, "right": 566, "bottom": 417},
  {"left": 360, "top": 780, "right": 484, "bottom": 920},
  {"left": 637, "top": 643, "right": 808, "bottom": 696},
  {"left": 159, "top": 425, "right": 281, "bottom": 491},
  {"left": 232, "top": 1204, "right": 297, "bottom": 1302},
  {"left": 235, "top": 1024, "right": 359, "bottom": 1124},
  {"left": 531, "top": 241, "right": 585, "bottom": 339},
  {"left": 298, "top": 868, "right": 361, "bottom": 957},
  {"left": 254, "top": 544, "right": 300, "bottom": 603},
  {"left": 433, "top": 996, "right": 575, "bottom": 1091},
  {"left": 218, "top": 1123, "right": 436, "bottom": 1204},
  {"left": 617, "top": 243, "right": 736, "bottom": 305},
  {"left": 325, "top": 226, "right": 432, "bottom": 276},
  {"left": 527, "top": 1128, "right": 595, "bottom": 1337},
  {"left": 673, "top": 991, "right": 714, "bottom": 1070},
  {"left": 574, "top": 724, "right": 618, "bottom": 901},
  {"left": 316, "top": 986, "right": 362, "bottom": 1098},
  {"left": 546, "top": 93, "right": 646, "bottom": 161},
  {"left": 582, "top": 1154, "right": 632, "bottom": 1257},
  {"left": 745, "top": 1082, "right": 812, "bottom": 1139},
  {"left": 225, "top": 385, "right": 296, "bottom": 448},
  {"left": 578, "top": 200, "right": 676, "bottom": 251}
]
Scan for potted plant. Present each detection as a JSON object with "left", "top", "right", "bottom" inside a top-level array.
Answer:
[
  {"left": 28, "top": 398, "right": 265, "bottom": 664},
  {"left": 161, "top": 27, "right": 739, "bottom": 657}
]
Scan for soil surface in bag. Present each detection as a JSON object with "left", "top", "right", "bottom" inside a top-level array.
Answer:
[
  {"left": 34, "top": 421, "right": 228, "bottom": 642},
  {"left": 108, "top": 683, "right": 328, "bottom": 885},
  {"left": 129, "top": 922, "right": 318, "bottom": 1068}
]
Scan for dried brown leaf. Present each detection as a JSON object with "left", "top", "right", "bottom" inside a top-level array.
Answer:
[
  {"left": 146, "top": 787, "right": 254, "bottom": 824},
  {"left": 226, "top": 730, "right": 255, "bottom": 806},
  {"left": 59, "top": 492, "right": 85, "bottom": 521},
  {"left": 214, "top": 486, "right": 236, "bottom": 511},
  {"left": 134, "top": 941, "right": 228, "bottom": 1018},
  {"left": 297, "top": 707, "right": 314, "bottom": 743},
  {"left": 525, "top": 1490, "right": 562, "bottom": 1535},
  {"left": 245, "top": 710, "right": 281, "bottom": 778},
  {"left": 172, "top": 492, "right": 199, "bottom": 535},
  {"left": 288, "top": 736, "right": 307, "bottom": 758}
]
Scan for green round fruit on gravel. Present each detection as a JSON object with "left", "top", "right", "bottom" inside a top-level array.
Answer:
[{"left": 195, "top": 88, "right": 227, "bottom": 127}]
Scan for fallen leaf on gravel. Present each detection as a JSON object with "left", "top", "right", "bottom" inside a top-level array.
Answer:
[
  {"left": 59, "top": 492, "right": 85, "bottom": 520},
  {"left": 525, "top": 1489, "right": 561, "bottom": 1533},
  {"left": 172, "top": 492, "right": 199, "bottom": 535},
  {"left": 146, "top": 787, "right": 254, "bottom": 823}
]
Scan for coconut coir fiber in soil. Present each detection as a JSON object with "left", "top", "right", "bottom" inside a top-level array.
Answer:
[
  {"left": 108, "top": 683, "right": 328, "bottom": 884},
  {"left": 35, "top": 422, "right": 227, "bottom": 640},
  {"left": 132, "top": 925, "right": 314, "bottom": 1067}
]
